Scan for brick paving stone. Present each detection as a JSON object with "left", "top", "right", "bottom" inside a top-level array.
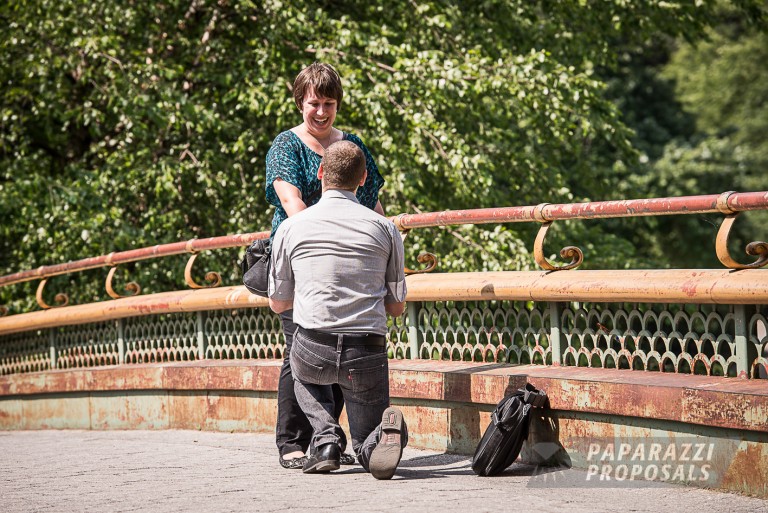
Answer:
[{"left": 0, "top": 430, "right": 766, "bottom": 513}]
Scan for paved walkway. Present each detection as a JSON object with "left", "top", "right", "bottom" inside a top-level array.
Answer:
[{"left": 1, "top": 430, "right": 766, "bottom": 513}]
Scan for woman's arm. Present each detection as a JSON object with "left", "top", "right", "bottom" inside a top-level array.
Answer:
[
  {"left": 273, "top": 178, "right": 307, "bottom": 217},
  {"left": 374, "top": 200, "right": 385, "bottom": 217}
]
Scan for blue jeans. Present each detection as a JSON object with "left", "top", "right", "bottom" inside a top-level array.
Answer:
[
  {"left": 275, "top": 311, "right": 346, "bottom": 456},
  {"left": 290, "top": 329, "right": 405, "bottom": 472}
]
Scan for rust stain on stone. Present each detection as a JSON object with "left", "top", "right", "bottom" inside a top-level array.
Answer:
[
  {"left": 0, "top": 399, "right": 23, "bottom": 429},
  {"left": 168, "top": 391, "right": 207, "bottom": 430},
  {"left": 469, "top": 374, "right": 527, "bottom": 404},
  {"left": 529, "top": 376, "right": 687, "bottom": 423},
  {"left": 163, "top": 365, "right": 207, "bottom": 390},
  {"left": 207, "top": 366, "right": 245, "bottom": 390},
  {"left": 396, "top": 404, "right": 448, "bottom": 451},
  {"left": 446, "top": 404, "right": 483, "bottom": 454},
  {"left": 206, "top": 392, "right": 248, "bottom": 426},
  {"left": 250, "top": 365, "right": 280, "bottom": 391},
  {"left": 389, "top": 370, "right": 445, "bottom": 400},
  {"left": 683, "top": 389, "right": 768, "bottom": 431},
  {"left": 442, "top": 372, "right": 473, "bottom": 402},
  {"left": 90, "top": 366, "right": 164, "bottom": 392},
  {"left": 718, "top": 444, "right": 768, "bottom": 497}
]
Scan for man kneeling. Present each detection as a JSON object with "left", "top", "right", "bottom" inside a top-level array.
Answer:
[{"left": 268, "top": 140, "right": 408, "bottom": 480}]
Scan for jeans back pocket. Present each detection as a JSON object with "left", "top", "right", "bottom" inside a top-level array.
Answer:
[{"left": 347, "top": 354, "right": 389, "bottom": 405}]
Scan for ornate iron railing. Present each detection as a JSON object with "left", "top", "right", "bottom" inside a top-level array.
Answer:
[{"left": 1, "top": 192, "right": 767, "bottom": 379}]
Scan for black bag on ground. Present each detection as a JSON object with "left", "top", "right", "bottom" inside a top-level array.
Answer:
[
  {"left": 471, "top": 383, "right": 548, "bottom": 476},
  {"left": 240, "top": 238, "right": 271, "bottom": 297}
]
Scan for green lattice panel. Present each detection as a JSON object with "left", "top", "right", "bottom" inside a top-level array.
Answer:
[
  {"left": 416, "top": 300, "right": 552, "bottom": 364},
  {"left": 205, "top": 309, "right": 284, "bottom": 359},
  {"left": 0, "top": 330, "right": 50, "bottom": 375},
  {"left": 57, "top": 322, "right": 119, "bottom": 369},
  {"left": 387, "top": 312, "right": 411, "bottom": 359},
  {"left": 124, "top": 314, "right": 198, "bottom": 364},
  {"left": 1, "top": 302, "right": 766, "bottom": 378},
  {"left": 560, "top": 302, "right": 742, "bottom": 376}
]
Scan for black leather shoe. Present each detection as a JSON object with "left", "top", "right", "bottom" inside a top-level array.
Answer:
[
  {"left": 279, "top": 455, "right": 308, "bottom": 470},
  {"left": 340, "top": 452, "right": 356, "bottom": 465},
  {"left": 303, "top": 443, "right": 341, "bottom": 473}
]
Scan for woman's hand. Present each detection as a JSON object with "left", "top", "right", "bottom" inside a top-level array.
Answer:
[{"left": 273, "top": 178, "right": 308, "bottom": 217}]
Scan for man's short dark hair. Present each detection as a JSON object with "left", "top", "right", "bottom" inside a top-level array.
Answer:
[
  {"left": 322, "top": 141, "right": 366, "bottom": 190},
  {"left": 293, "top": 62, "right": 343, "bottom": 111}
]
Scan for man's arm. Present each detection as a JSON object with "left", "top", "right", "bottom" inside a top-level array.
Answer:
[
  {"left": 269, "top": 298, "right": 294, "bottom": 314},
  {"left": 383, "top": 222, "right": 408, "bottom": 317},
  {"left": 268, "top": 223, "right": 295, "bottom": 312}
]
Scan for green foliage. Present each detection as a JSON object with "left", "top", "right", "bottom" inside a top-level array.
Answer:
[
  {"left": 1, "top": 0, "right": 766, "bottom": 312},
  {"left": 614, "top": 13, "right": 768, "bottom": 268}
]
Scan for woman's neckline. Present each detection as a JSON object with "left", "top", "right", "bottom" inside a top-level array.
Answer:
[{"left": 288, "top": 128, "right": 346, "bottom": 157}]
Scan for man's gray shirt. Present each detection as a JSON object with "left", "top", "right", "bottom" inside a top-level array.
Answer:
[{"left": 269, "top": 189, "right": 407, "bottom": 335}]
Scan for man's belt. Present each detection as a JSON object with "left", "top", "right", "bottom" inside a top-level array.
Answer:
[{"left": 297, "top": 327, "right": 387, "bottom": 347}]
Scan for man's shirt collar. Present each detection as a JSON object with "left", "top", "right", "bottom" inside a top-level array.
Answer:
[{"left": 320, "top": 189, "right": 360, "bottom": 203}]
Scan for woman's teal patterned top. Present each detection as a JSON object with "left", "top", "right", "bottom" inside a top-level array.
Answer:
[{"left": 265, "top": 130, "right": 384, "bottom": 235}]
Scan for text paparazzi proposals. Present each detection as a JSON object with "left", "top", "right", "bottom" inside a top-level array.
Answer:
[
  {"left": 585, "top": 441, "right": 716, "bottom": 483},
  {"left": 526, "top": 436, "right": 740, "bottom": 488}
]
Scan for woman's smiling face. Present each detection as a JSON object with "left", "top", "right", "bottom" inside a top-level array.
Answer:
[{"left": 301, "top": 87, "right": 337, "bottom": 138}]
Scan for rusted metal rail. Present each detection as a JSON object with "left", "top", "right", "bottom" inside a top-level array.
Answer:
[
  {"left": 390, "top": 191, "right": 768, "bottom": 228},
  {"left": 390, "top": 190, "right": 768, "bottom": 271},
  {"left": 3, "top": 191, "right": 767, "bottom": 289},
  {"left": 1, "top": 191, "right": 767, "bottom": 313},
  {"left": 0, "top": 232, "right": 269, "bottom": 289}
]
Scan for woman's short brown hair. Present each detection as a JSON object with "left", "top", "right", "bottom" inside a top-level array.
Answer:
[{"left": 292, "top": 62, "right": 343, "bottom": 111}]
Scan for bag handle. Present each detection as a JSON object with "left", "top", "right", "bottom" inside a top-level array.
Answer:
[{"left": 521, "top": 383, "right": 548, "bottom": 408}]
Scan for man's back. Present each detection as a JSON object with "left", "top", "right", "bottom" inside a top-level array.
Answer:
[{"left": 270, "top": 189, "right": 405, "bottom": 335}]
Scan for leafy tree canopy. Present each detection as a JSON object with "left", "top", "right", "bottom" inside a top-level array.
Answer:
[{"left": 1, "top": 0, "right": 765, "bottom": 311}]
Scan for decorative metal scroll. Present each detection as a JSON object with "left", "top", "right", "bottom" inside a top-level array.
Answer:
[
  {"left": 531, "top": 204, "right": 583, "bottom": 271},
  {"left": 35, "top": 279, "right": 69, "bottom": 310},
  {"left": 184, "top": 252, "right": 222, "bottom": 289},
  {"left": 533, "top": 222, "right": 584, "bottom": 271},
  {"left": 404, "top": 252, "right": 438, "bottom": 275},
  {"left": 105, "top": 266, "right": 142, "bottom": 299},
  {"left": 715, "top": 214, "right": 768, "bottom": 270},
  {"left": 397, "top": 226, "right": 438, "bottom": 275}
]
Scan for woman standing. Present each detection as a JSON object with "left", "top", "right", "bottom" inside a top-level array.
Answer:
[{"left": 265, "top": 62, "right": 385, "bottom": 469}]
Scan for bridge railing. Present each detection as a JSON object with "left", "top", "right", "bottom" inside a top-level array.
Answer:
[{"left": 1, "top": 191, "right": 767, "bottom": 378}]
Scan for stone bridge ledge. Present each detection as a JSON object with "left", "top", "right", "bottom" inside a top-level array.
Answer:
[{"left": 1, "top": 360, "right": 766, "bottom": 433}]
